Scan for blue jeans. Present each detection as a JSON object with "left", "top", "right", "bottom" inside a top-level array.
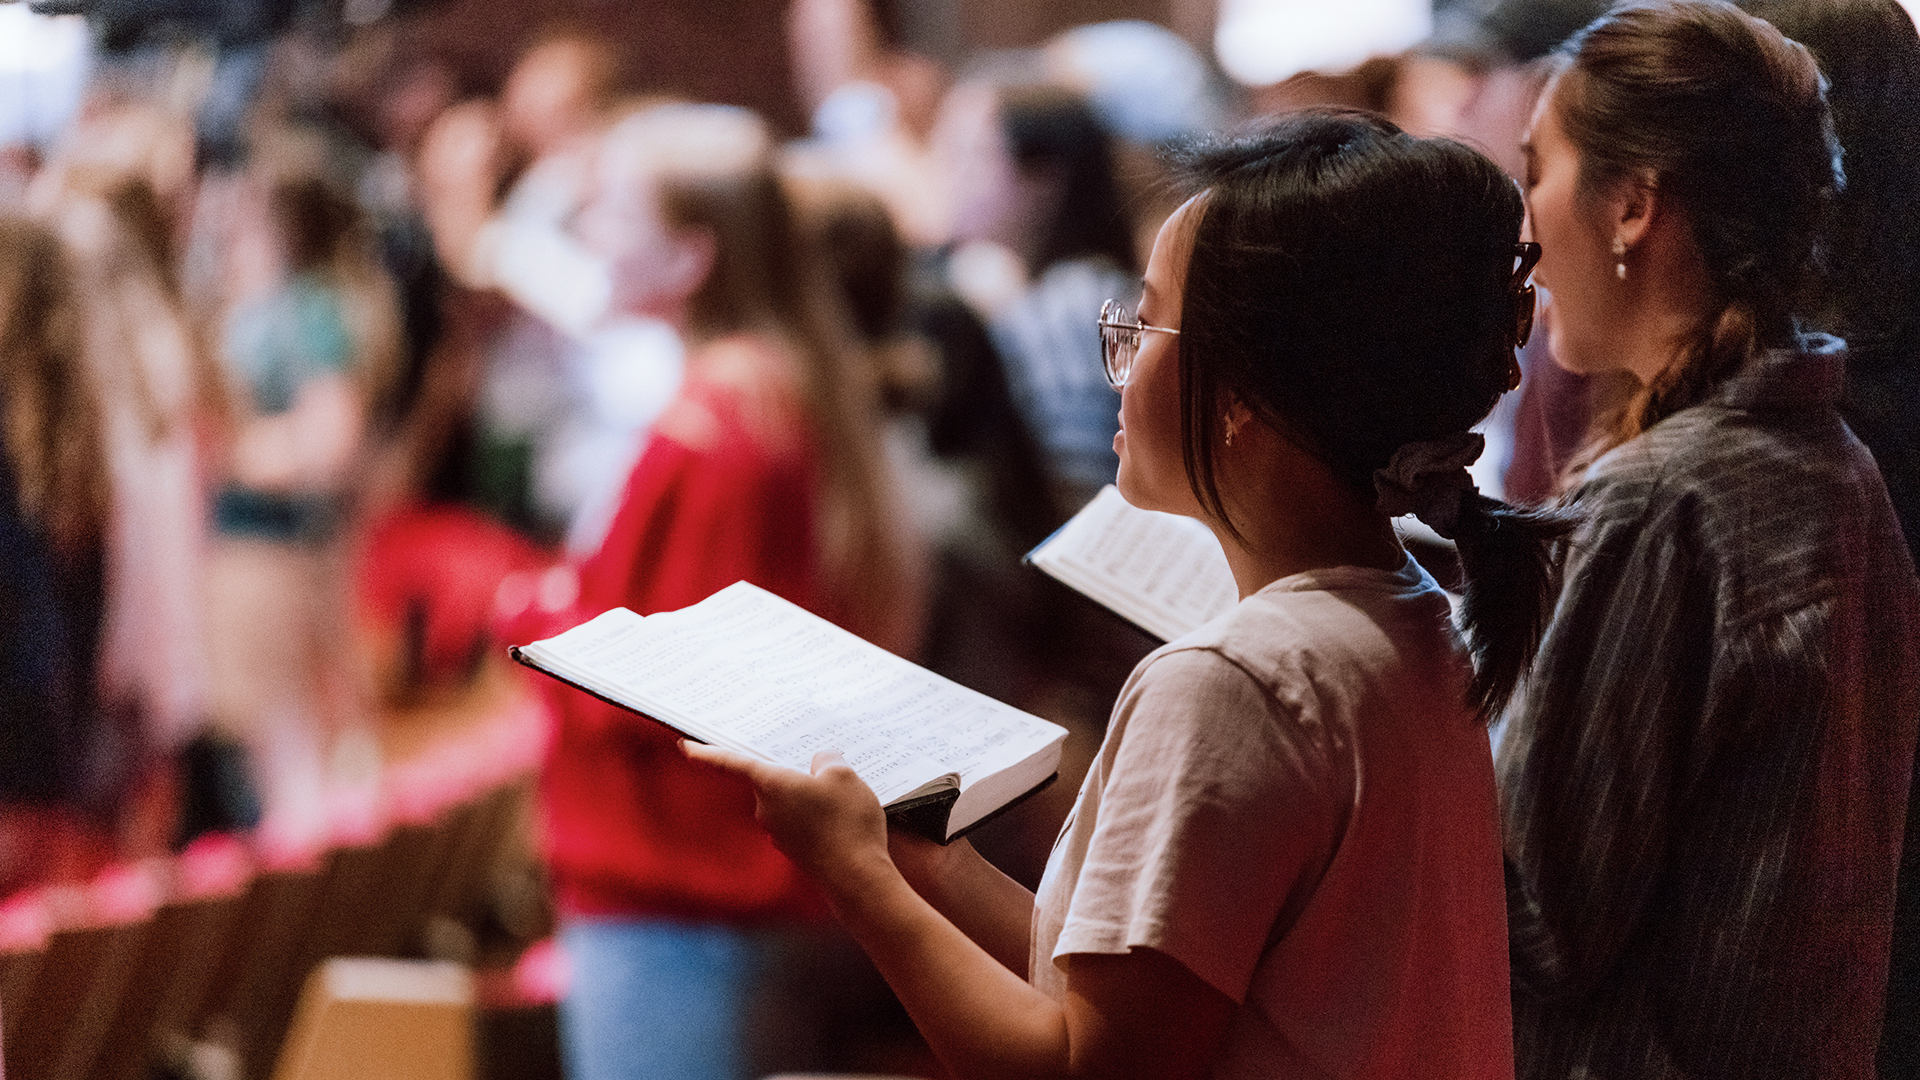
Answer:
[{"left": 558, "top": 917, "right": 779, "bottom": 1080}]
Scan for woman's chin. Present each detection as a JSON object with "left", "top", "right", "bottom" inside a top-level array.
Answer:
[
  {"left": 1113, "top": 470, "right": 1160, "bottom": 513},
  {"left": 1546, "top": 324, "right": 1601, "bottom": 377}
]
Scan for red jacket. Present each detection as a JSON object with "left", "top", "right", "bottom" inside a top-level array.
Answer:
[{"left": 538, "top": 358, "right": 831, "bottom": 923}]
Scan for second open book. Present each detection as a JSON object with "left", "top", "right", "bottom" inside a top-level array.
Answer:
[
  {"left": 512, "top": 582, "right": 1068, "bottom": 844},
  {"left": 1027, "top": 485, "right": 1240, "bottom": 642}
]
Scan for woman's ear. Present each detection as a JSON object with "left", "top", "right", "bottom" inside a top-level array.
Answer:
[
  {"left": 1224, "top": 398, "right": 1255, "bottom": 444},
  {"left": 1612, "top": 168, "right": 1661, "bottom": 250}
]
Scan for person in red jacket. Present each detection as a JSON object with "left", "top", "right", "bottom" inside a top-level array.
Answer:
[{"left": 526, "top": 102, "right": 920, "bottom": 1080}]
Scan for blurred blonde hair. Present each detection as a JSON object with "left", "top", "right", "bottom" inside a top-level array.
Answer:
[
  {"left": 782, "top": 171, "right": 936, "bottom": 410},
  {"left": 0, "top": 216, "right": 108, "bottom": 555},
  {"left": 43, "top": 172, "right": 232, "bottom": 445}
]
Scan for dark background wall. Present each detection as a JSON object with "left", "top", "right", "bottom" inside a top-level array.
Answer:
[{"left": 387, "top": 0, "right": 1207, "bottom": 135}]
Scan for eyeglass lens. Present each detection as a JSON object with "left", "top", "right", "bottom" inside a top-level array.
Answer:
[{"left": 1099, "top": 301, "right": 1138, "bottom": 388}]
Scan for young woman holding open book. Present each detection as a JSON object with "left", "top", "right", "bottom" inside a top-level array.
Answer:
[{"left": 689, "top": 110, "right": 1568, "bottom": 1078}]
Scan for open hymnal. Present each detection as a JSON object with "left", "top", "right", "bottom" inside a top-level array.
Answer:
[
  {"left": 1026, "top": 485, "right": 1239, "bottom": 642},
  {"left": 510, "top": 582, "right": 1068, "bottom": 844}
]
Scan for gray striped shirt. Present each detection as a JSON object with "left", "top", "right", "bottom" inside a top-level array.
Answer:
[{"left": 1498, "top": 337, "right": 1920, "bottom": 1078}]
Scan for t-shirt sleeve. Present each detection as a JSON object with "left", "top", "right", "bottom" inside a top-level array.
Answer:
[{"left": 1052, "top": 646, "right": 1347, "bottom": 1003}]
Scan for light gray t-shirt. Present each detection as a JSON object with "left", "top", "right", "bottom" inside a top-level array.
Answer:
[{"left": 1031, "top": 558, "right": 1512, "bottom": 1079}]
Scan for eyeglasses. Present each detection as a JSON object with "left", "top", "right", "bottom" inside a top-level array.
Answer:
[
  {"left": 1512, "top": 241, "right": 1542, "bottom": 349},
  {"left": 1097, "top": 299, "right": 1181, "bottom": 389}
]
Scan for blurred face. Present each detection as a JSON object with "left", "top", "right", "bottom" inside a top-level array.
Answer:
[
  {"left": 1115, "top": 196, "right": 1203, "bottom": 517},
  {"left": 224, "top": 177, "right": 286, "bottom": 306},
  {"left": 934, "top": 84, "right": 1050, "bottom": 254},
  {"left": 579, "top": 161, "right": 707, "bottom": 322},
  {"left": 502, "top": 41, "right": 597, "bottom": 156},
  {"left": 787, "top": 0, "right": 874, "bottom": 113},
  {"left": 379, "top": 64, "right": 456, "bottom": 152},
  {"left": 1521, "top": 76, "right": 1626, "bottom": 377}
]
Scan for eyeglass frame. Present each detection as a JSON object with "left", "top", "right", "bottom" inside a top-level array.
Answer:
[
  {"left": 1097, "top": 299, "right": 1181, "bottom": 389},
  {"left": 1511, "top": 241, "right": 1542, "bottom": 349}
]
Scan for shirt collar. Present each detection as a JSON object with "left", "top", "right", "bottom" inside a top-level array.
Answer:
[{"left": 1712, "top": 332, "right": 1845, "bottom": 413}]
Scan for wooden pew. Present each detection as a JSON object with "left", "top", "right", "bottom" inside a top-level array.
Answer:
[
  {"left": 5, "top": 864, "right": 161, "bottom": 1080},
  {"left": 193, "top": 841, "right": 329, "bottom": 1080},
  {"left": 86, "top": 835, "right": 252, "bottom": 1080}
]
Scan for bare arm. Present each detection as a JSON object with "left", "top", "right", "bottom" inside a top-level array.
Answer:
[
  {"left": 416, "top": 100, "right": 506, "bottom": 285},
  {"left": 887, "top": 832, "right": 1034, "bottom": 975},
  {"left": 683, "top": 743, "right": 1234, "bottom": 1080}
]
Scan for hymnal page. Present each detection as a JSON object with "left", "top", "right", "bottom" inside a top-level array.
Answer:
[
  {"left": 1027, "top": 485, "right": 1238, "bottom": 642},
  {"left": 517, "top": 584, "right": 1067, "bottom": 815}
]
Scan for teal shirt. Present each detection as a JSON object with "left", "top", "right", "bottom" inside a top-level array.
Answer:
[
  {"left": 223, "top": 273, "right": 354, "bottom": 415},
  {"left": 214, "top": 273, "right": 356, "bottom": 541}
]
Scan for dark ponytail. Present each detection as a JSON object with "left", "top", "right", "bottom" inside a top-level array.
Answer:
[
  {"left": 1452, "top": 495, "right": 1573, "bottom": 719},
  {"left": 1174, "top": 112, "right": 1573, "bottom": 721}
]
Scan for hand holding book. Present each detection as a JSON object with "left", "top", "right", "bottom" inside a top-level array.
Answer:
[
  {"left": 679, "top": 741, "right": 895, "bottom": 894},
  {"left": 512, "top": 582, "right": 1067, "bottom": 843}
]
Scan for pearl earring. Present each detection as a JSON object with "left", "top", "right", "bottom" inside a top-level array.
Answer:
[{"left": 1612, "top": 235, "right": 1628, "bottom": 280}]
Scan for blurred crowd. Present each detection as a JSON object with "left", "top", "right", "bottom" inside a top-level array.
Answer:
[
  {"left": 0, "top": 0, "right": 1917, "bottom": 1075},
  {"left": 0, "top": 0, "right": 1245, "bottom": 899}
]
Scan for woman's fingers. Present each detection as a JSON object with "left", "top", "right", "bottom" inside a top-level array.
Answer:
[
  {"left": 678, "top": 738, "right": 761, "bottom": 776},
  {"left": 682, "top": 741, "right": 860, "bottom": 787},
  {"left": 681, "top": 741, "right": 841, "bottom": 790},
  {"left": 680, "top": 740, "right": 891, "bottom": 887},
  {"left": 679, "top": 741, "right": 868, "bottom": 812}
]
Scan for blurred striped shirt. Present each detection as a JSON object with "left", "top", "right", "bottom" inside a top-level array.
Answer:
[{"left": 990, "top": 257, "right": 1136, "bottom": 504}]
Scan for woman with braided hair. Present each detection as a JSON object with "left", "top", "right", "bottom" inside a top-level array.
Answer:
[
  {"left": 687, "top": 109, "right": 1566, "bottom": 1078},
  {"left": 1499, "top": 2, "right": 1920, "bottom": 1075}
]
